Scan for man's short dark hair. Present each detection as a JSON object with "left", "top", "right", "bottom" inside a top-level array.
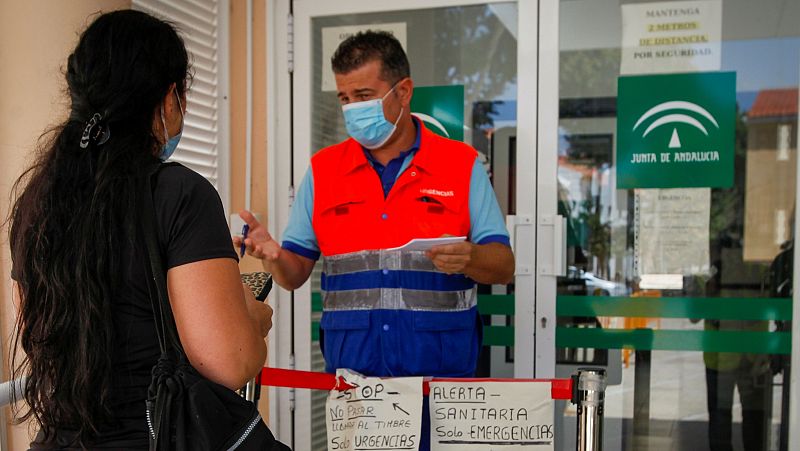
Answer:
[{"left": 331, "top": 30, "right": 410, "bottom": 84}]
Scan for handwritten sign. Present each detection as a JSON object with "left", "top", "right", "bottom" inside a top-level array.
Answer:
[
  {"left": 429, "top": 381, "right": 554, "bottom": 450},
  {"left": 326, "top": 369, "right": 422, "bottom": 451}
]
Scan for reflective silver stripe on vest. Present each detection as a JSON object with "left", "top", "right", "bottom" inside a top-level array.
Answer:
[
  {"left": 323, "top": 249, "right": 439, "bottom": 275},
  {"left": 321, "top": 250, "right": 476, "bottom": 312},
  {"left": 321, "top": 287, "right": 476, "bottom": 312}
]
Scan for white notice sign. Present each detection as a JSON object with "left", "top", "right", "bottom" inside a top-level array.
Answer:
[
  {"left": 621, "top": 0, "right": 722, "bottom": 74},
  {"left": 321, "top": 23, "right": 408, "bottom": 92},
  {"left": 429, "top": 381, "right": 554, "bottom": 450},
  {"left": 326, "top": 369, "right": 422, "bottom": 451},
  {"left": 635, "top": 188, "right": 711, "bottom": 278}
]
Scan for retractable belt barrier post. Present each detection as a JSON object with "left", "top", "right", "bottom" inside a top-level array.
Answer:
[
  {"left": 257, "top": 367, "right": 607, "bottom": 451},
  {"left": 572, "top": 368, "right": 607, "bottom": 451}
]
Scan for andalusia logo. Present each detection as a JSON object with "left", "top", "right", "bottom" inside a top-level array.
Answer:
[
  {"left": 410, "top": 85, "right": 465, "bottom": 141},
  {"left": 413, "top": 112, "right": 451, "bottom": 138},
  {"left": 616, "top": 72, "right": 735, "bottom": 189},
  {"left": 633, "top": 100, "right": 719, "bottom": 152}
]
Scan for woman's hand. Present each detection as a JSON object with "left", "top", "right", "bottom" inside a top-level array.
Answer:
[{"left": 243, "top": 283, "right": 273, "bottom": 338}]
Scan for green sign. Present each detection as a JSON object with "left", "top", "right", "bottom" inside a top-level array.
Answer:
[
  {"left": 616, "top": 72, "right": 735, "bottom": 189},
  {"left": 411, "top": 85, "right": 464, "bottom": 141}
]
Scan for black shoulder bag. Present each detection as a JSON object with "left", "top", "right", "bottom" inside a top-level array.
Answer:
[{"left": 138, "top": 165, "right": 291, "bottom": 451}]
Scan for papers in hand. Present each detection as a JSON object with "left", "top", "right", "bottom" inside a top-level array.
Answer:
[{"left": 386, "top": 236, "right": 466, "bottom": 251}]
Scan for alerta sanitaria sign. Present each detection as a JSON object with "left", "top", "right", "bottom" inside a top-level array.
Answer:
[{"left": 616, "top": 71, "right": 735, "bottom": 189}]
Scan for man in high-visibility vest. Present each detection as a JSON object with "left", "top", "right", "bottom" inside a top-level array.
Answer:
[{"left": 237, "top": 30, "right": 514, "bottom": 450}]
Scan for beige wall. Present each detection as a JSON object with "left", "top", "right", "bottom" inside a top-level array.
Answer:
[
  {"left": 0, "top": 0, "right": 270, "bottom": 447},
  {"left": 0, "top": 2, "right": 131, "bottom": 448},
  {"left": 229, "top": 0, "right": 269, "bottom": 242},
  {"left": 743, "top": 122, "right": 798, "bottom": 262},
  {"left": 228, "top": 0, "right": 271, "bottom": 417}
]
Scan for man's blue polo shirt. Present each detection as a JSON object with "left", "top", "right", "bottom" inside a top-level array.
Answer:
[{"left": 282, "top": 118, "right": 510, "bottom": 259}]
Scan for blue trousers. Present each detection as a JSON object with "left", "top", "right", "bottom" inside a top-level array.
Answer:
[{"left": 420, "top": 396, "right": 430, "bottom": 451}]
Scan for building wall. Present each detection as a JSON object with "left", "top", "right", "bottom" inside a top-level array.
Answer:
[
  {"left": 228, "top": 0, "right": 271, "bottom": 418},
  {"left": 744, "top": 121, "right": 798, "bottom": 262},
  {"left": 0, "top": 2, "right": 133, "bottom": 448},
  {"left": 0, "top": 2, "right": 132, "bottom": 448},
  {"left": 229, "top": 0, "right": 269, "bottom": 260}
]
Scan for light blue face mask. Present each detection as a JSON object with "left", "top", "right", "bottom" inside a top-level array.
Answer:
[
  {"left": 159, "top": 91, "right": 184, "bottom": 161},
  {"left": 342, "top": 83, "right": 403, "bottom": 149}
]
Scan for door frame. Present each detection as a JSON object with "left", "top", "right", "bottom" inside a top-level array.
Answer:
[
  {"left": 532, "top": 0, "right": 559, "bottom": 379},
  {"left": 268, "top": 0, "right": 556, "bottom": 447},
  {"left": 791, "top": 77, "right": 800, "bottom": 450},
  {"left": 266, "top": 0, "right": 294, "bottom": 444}
]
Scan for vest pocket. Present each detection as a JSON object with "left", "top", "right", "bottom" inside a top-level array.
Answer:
[
  {"left": 319, "top": 310, "right": 375, "bottom": 374},
  {"left": 415, "top": 193, "right": 463, "bottom": 215},
  {"left": 411, "top": 310, "right": 477, "bottom": 376},
  {"left": 320, "top": 188, "right": 367, "bottom": 216}
]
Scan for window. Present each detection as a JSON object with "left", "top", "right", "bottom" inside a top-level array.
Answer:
[{"left": 132, "top": 0, "right": 230, "bottom": 209}]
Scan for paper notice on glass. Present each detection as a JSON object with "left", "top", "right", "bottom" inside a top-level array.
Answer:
[
  {"left": 326, "top": 369, "right": 423, "bottom": 451},
  {"left": 386, "top": 236, "right": 467, "bottom": 252},
  {"left": 620, "top": 0, "right": 722, "bottom": 75},
  {"left": 429, "top": 380, "right": 554, "bottom": 450},
  {"left": 635, "top": 188, "right": 710, "bottom": 278}
]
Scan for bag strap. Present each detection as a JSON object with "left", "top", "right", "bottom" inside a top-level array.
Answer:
[{"left": 139, "top": 163, "right": 185, "bottom": 356}]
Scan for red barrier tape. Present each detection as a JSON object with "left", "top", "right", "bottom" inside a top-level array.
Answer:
[{"left": 260, "top": 367, "right": 573, "bottom": 400}]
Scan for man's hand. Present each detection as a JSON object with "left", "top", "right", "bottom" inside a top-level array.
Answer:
[
  {"left": 233, "top": 210, "right": 281, "bottom": 261},
  {"left": 426, "top": 241, "right": 475, "bottom": 275},
  {"left": 233, "top": 210, "right": 316, "bottom": 291},
  {"left": 426, "top": 239, "right": 514, "bottom": 284}
]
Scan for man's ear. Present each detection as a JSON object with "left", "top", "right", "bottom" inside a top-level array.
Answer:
[{"left": 398, "top": 77, "right": 414, "bottom": 107}]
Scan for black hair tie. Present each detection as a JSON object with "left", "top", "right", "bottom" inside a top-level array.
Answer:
[{"left": 79, "top": 112, "right": 111, "bottom": 149}]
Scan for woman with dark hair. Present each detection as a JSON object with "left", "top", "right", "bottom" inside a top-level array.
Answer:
[{"left": 7, "top": 10, "right": 272, "bottom": 449}]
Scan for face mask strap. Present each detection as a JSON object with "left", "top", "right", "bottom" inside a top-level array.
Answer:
[
  {"left": 392, "top": 107, "right": 404, "bottom": 127},
  {"left": 381, "top": 84, "right": 396, "bottom": 101},
  {"left": 174, "top": 90, "right": 184, "bottom": 133},
  {"left": 160, "top": 89, "right": 184, "bottom": 143},
  {"left": 160, "top": 107, "right": 169, "bottom": 144},
  {"left": 381, "top": 80, "right": 404, "bottom": 127},
  {"left": 381, "top": 78, "right": 407, "bottom": 102}
]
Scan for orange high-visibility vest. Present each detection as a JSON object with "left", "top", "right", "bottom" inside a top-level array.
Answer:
[
  {"left": 311, "top": 124, "right": 476, "bottom": 256},
  {"left": 311, "top": 123, "right": 482, "bottom": 378}
]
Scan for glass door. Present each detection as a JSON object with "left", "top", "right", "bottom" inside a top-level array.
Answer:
[
  {"left": 550, "top": 0, "right": 800, "bottom": 449},
  {"left": 288, "top": 1, "right": 539, "bottom": 449}
]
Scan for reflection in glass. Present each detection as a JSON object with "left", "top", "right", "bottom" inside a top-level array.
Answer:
[{"left": 557, "top": 1, "right": 799, "bottom": 450}]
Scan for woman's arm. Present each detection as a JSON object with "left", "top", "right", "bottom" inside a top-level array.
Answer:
[{"left": 167, "top": 258, "right": 271, "bottom": 390}]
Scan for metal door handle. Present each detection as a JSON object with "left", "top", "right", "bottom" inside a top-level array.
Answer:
[{"left": 538, "top": 214, "right": 566, "bottom": 277}]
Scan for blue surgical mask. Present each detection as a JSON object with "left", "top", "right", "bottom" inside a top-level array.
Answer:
[
  {"left": 342, "top": 84, "right": 403, "bottom": 149},
  {"left": 159, "top": 91, "right": 184, "bottom": 161}
]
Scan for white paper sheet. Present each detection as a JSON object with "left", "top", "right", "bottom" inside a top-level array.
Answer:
[
  {"left": 429, "top": 380, "right": 554, "bottom": 450},
  {"left": 386, "top": 236, "right": 467, "bottom": 252},
  {"left": 326, "top": 369, "right": 423, "bottom": 451},
  {"left": 621, "top": 0, "right": 722, "bottom": 74}
]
